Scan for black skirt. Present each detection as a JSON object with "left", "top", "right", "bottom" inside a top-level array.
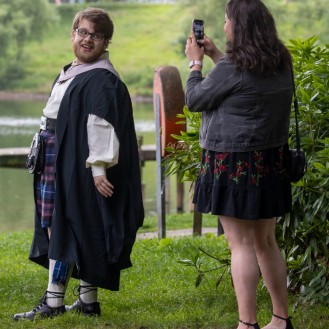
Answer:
[{"left": 193, "top": 144, "right": 292, "bottom": 220}]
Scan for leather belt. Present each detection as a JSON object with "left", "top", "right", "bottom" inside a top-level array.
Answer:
[{"left": 40, "top": 116, "right": 56, "bottom": 131}]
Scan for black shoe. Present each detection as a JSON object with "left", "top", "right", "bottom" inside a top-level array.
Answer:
[
  {"left": 13, "top": 291, "right": 66, "bottom": 321},
  {"left": 66, "top": 297, "right": 101, "bottom": 316},
  {"left": 273, "top": 314, "right": 294, "bottom": 329}
]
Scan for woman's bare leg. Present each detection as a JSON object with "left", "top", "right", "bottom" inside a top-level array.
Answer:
[
  {"left": 220, "top": 216, "right": 260, "bottom": 328},
  {"left": 254, "top": 218, "right": 289, "bottom": 329}
]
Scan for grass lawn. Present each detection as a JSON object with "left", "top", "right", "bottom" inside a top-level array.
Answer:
[{"left": 0, "top": 217, "right": 328, "bottom": 329}]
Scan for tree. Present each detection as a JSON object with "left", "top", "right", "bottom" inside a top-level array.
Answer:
[{"left": 0, "top": 0, "right": 57, "bottom": 89}]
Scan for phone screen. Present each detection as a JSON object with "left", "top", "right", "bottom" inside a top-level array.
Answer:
[{"left": 193, "top": 19, "right": 204, "bottom": 42}]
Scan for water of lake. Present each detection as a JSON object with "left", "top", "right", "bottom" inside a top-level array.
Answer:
[{"left": 0, "top": 99, "right": 190, "bottom": 232}]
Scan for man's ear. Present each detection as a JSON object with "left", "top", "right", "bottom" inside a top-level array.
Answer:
[
  {"left": 71, "top": 30, "right": 76, "bottom": 42},
  {"left": 104, "top": 39, "right": 110, "bottom": 49}
]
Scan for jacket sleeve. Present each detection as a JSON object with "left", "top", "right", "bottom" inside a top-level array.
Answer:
[{"left": 185, "top": 58, "right": 241, "bottom": 113}]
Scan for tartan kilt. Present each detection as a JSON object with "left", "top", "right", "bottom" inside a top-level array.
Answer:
[{"left": 34, "top": 130, "right": 56, "bottom": 228}]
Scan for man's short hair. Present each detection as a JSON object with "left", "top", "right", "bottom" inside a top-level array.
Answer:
[{"left": 72, "top": 7, "right": 114, "bottom": 41}]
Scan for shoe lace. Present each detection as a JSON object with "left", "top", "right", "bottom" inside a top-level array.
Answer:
[
  {"left": 33, "top": 290, "right": 65, "bottom": 312},
  {"left": 73, "top": 284, "right": 97, "bottom": 297},
  {"left": 31, "top": 292, "right": 47, "bottom": 313},
  {"left": 32, "top": 302, "right": 46, "bottom": 313}
]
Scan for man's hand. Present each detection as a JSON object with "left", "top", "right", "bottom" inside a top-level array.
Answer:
[{"left": 93, "top": 175, "right": 114, "bottom": 197}]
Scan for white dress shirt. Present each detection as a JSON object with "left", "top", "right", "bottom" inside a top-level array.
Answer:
[{"left": 43, "top": 77, "right": 119, "bottom": 177}]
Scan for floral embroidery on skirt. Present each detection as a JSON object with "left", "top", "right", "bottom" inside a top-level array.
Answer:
[{"left": 193, "top": 145, "right": 292, "bottom": 220}]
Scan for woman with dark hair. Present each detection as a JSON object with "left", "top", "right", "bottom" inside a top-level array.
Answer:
[{"left": 185, "top": 0, "right": 294, "bottom": 328}]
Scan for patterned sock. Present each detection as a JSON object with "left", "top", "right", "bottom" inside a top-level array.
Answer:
[
  {"left": 47, "top": 259, "right": 65, "bottom": 307},
  {"left": 79, "top": 280, "right": 98, "bottom": 304}
]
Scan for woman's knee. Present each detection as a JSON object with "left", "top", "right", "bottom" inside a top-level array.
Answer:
[
  {"left": 253, "top": 219, "right": 277, "bottom": 249},
  {"left": 254, "top": 231, "right": 278, "bottom": 255},
  {"left": 220, "top": 216, "right": 256, "bottom": 251}
]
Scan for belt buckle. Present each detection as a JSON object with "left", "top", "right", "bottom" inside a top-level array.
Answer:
[{"left": 40, "top": 116, "right": 47, "bottom": 130}]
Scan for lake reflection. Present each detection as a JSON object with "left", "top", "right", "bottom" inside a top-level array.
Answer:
[{"left": 0, "top": 99, "right": 167, "bottom": 232}]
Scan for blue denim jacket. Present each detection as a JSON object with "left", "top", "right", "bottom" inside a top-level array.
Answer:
[{"left": 185, "top": 57, "right": 293, "bottom": 152}]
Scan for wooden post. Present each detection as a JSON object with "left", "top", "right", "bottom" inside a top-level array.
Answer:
[
  {"left": 137, "top": 135, "right": 145, "bottom": 206},
  {"left": 155, "top": 94, "right": 166, "bottom": 239},
  {"left": 153, "top": 66, "right": 185, "bottom": 239},
  {"left": 193, "top": 204, "right": 202, "bottom": 236},
  {"left": 165, "top": 175, "right": 171, "bottom": 214},
  {"left": 189, "top": 188, "right": 202, "bottom": 235},
  {"left": 176, "top": 177, "right": 184, "bottom": 213},
  {"left": 153, "top": 66, "right": 186, "bottom": 158}
]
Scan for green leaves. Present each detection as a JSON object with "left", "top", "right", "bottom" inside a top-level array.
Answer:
[
  {"left": 278, "top": 36, "right": 329, "bottom": 305},
  {"left": 163, "top": 107, "right": 202, "bottom": 183},
  {"left": 178, "top": 245, "right": 231, "bottom": 289},
  {"left": 0, "top": 0, "right": 57, "bottom": 88}
]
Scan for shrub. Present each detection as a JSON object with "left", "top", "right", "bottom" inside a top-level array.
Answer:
[{"left": 277, "top": 36, "right": 329, "bottom": 305}]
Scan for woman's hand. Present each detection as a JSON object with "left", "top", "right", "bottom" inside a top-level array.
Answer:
[
  {"left": 94, "top": 175, "right": 114, "bottom": 198},
  {"left": 198, "top": 35, "right": 224, "bottom": 64},
  {"left": 185, "top": 32, "right": 204, "bottom": 62}
]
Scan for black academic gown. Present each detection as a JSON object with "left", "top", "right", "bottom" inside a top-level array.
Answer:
[{"left": 29, "top": 68, "right": 144, "bottom": 291}]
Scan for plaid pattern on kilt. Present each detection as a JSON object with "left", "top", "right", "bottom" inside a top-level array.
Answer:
[
  {"left": 35, "top": 129, "right": 70, "bottom": 284},
  {"left": 35, "top": 130, "right": 56, "bottom": 228}
]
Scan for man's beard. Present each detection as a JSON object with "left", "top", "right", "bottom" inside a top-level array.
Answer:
[{"left": 72, "top": 42, "right": 104, "bottom": 64}]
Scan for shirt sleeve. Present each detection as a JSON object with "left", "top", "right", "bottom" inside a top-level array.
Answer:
[{"left": 86, "top": 114, "right": 120, "bottom": 177}]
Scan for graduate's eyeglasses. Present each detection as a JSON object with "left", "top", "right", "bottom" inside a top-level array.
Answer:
[{"left": 75, "top": 28, "right": 104, "bottom": 41}]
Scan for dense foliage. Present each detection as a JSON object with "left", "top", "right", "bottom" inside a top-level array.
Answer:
[
  {"left": 164, "top": 37, "right": 329, "bottom": 305},
  {"left": 0, "top": 0, "right": 57, "bottom": 89},
  {"left": 278, "top": 36, "right": 329, "bottom": 305}
]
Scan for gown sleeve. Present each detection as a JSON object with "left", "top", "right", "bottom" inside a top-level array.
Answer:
[{"left": 86, "top": 114, "right": 120, "bottom": 177}]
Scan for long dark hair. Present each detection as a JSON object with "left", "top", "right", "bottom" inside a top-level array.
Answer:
[{"left": 225, "top": 0, "right": 292, "bottom": 73}]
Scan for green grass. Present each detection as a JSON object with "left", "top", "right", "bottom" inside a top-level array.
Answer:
[{"left": 1, "top": 222, "right": 328, "bottom": 329}]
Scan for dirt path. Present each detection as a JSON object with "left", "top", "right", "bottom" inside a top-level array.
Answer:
[{"left": 137, "top": 227, "right": 218, "bottom": 239}]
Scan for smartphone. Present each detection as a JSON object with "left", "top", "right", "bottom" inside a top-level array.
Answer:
[{"left": 192, "top": 19, "right": 204, "bottom": 44}]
